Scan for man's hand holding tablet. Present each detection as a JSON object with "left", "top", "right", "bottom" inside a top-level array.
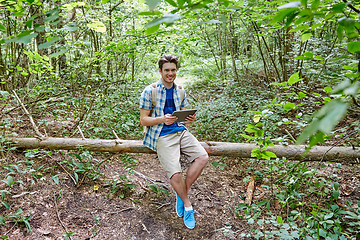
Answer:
[{"left": 172, "top": 109, "right": 197, "bottom": 123}]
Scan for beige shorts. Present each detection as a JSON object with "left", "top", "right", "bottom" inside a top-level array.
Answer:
[{"left": 156, "top": 130, "right": 208, "bottom": 178}]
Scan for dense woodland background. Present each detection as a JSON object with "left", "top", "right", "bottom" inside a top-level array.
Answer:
[{"left": 1, "top": 0, "right": 360, "bottom": 239}]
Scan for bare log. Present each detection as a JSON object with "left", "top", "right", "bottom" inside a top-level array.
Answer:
[{"left": 7, "top": 137, "right": 360, "bottom": 161}]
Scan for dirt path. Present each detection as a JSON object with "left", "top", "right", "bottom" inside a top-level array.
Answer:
[{"left": 175, "top": 77, "right": 190, "bottom": 87}]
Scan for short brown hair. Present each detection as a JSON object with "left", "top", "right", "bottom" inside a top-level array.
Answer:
[{"left": 158, "top": 54, "right": 179, "bottom": 70}]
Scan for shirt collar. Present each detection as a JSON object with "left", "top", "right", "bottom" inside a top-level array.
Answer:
[{"left": 158, "top": 79, "right": 178, "bottom": 90}]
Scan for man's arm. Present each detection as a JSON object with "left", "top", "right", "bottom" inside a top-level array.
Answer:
[{"left": 140, "top": 108, "right": 177, "bottom": 126}]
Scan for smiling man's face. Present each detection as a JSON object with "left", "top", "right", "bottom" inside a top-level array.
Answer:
[{"left": 160, "top": 62, "right": 177, "bottom": 88}]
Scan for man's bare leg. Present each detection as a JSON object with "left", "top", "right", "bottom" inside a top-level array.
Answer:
[
  {"left": 170, "top": 173, "right": 191, "bottom": 207},
  {"left": 170, "top": 154, "right": 208, "bottom": 205},
  {"left": 185, "top": 154, "right": 208, "bottom": 192}
]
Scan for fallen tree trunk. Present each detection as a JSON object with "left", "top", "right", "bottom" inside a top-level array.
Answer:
[{"left": 7, "top": 137, "right": 360, "bottom": 161}]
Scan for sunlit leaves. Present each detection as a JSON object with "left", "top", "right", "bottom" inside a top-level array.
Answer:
[
  {"left": 61, "top": 2, "right": 86, "bottom": 11},
  {"left": 87, "top": 21, "right": 106, "bottom": 33},
  {"left": 301, "top": 32, "right": 312, "bottom": 42},
  {"left": 296, "top": 100, "right": 348, "bottom": 145},
  {"left": 288, "top": 72, "right": 301, "bottom": 86},
  {"left": 347, "top": 41, "right": 360, "bottom": 54}
]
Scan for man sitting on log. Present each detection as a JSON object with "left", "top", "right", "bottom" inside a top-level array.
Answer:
[{"left": 139, "top": 54, "right": 208, "bottom": 229}]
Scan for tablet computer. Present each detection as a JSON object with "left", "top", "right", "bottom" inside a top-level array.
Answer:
[{"left": 172, "top": 109, "right": 197, "bottom": 122}]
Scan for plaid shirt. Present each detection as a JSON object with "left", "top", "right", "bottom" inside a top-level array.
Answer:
[{"left": 139, "top": 79, "right": 188, "bottom": 151}]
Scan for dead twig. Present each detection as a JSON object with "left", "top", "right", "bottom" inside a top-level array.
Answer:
[
  {"left": 12, "top": 90, "right": 44, "bottom": 139},
  {"left": 47, "top": 153, "right": 77, "bottom": 186},
  {"left": 102, "top": 207, "right": 134, "bottom": 214},
  {"left": 133, "top": 170, "right": 170, "bottom": 191},
  {"left": 12, "top": 191, "right": 37, "bottom": 198},
  {"left": 77, "top": 126, "right": 85, "bottom": 139},
  {"left": 155, "top": 202, "right": 171, "bottom": 210}
]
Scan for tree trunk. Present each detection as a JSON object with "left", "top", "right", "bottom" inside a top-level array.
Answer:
[{"left": 8, "top": 137, "right": 360, "bottom": 162}]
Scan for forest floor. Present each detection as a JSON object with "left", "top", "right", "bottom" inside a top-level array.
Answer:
[
  {"left": 1, "top": 150, "right": 255, "bottom": 240},
  {"left": 1, "top": 148, "right": 360, "bottom": 240}
]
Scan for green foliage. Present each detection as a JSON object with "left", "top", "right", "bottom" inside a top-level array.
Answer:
[
  {"left": 7, "top": 208, "right": 32, "bottom": 234},
  {"left": 211, "top": 160, "right": 226, "bottom": 170},
  {"left": 149, "top": 184, "right": 170, "bottom": 196},
  {"left": 107, "top": 154, "right": 137, "bottom": 198},
  {"left": 62, "top": 151, "right": 103, "bottom": 185},
  {"left": 107, "top": 172, "right": 136, "bottom": 199}
]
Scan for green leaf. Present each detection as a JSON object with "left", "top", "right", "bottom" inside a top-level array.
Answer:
[
  {"left": 38, "top": 36, "right": 62, "bottom": 50},
  {"left": 300, "top": 0, "right": 307, "bottom": 7},
  {"left": 317, "top": 100, "right": 348, "bottom": 134},
  {"left": 45, "top": 8, "right": 59, "bottom": 23},
  {"left": 283, "top": 102, "right": 296, "bottom": 111},
  {"left": 146, "top": 14, "right": 182, "bottom": 28},
  {"left": 344, "top": 82, "right": 360, "bottom": 96},
  {"left": 138, "top": 11, "right": 162, "bottom": 16},
  {"left": 336, "top": 25, "right": 344, "bottom": 41},
  {"left": 177, "top": 0, "right": 185, "bottom": 8},
  {"left": 302, "top": 32, "right": 312, "bottom": 42},
  {"left": 332, "top": 3, "right": 346, "bottom": 13},
  {"left": 310, "top": 0, "right": 320, "bottom": 9},
  {"left": 298, "top": 91, "right": 307, "bottom": 98},
  {"left": 52, "top": 174, "right": 59, "bottom": 184},
  {"left": 64, "top": 23, "right": 78, "bottom": 31},
  {"left": 146, "top": 24, "right": 160, "bottom": 35},
  {"left": 288, "top": 72, "right": 301, "bottom": 85},
  {"left": 324, "top": 87, "right": 332, "bottom": 93},
  {"left": 303, "top": 52, "right": 313, "bottom": 59},
  {"left": 1, "top": 201, "right": 10, "bottom": 209},
  {"left": 263, "top": 151, "right": 277, "bottom": 159},
  {"left": 278, "top": 1, "right": 301, "bottom": 9},
  {"left": 0, "top": 24, "right": 5, "bottom": 33},
  {"left": 277, "top": 216, "right": 283, "bottom": 224},
  {"left": 319, "top": 228, "right": 327, "bottom": 238},
  {"left": 165, "top": 0, "right": 177, "bottom": 7},
  {"left": 270, "top": 8, "right": 298, "bottom": 25},
  {"left": 2, "top": 176, "right": 14, "bottom": 187},
  {"left": 87, "top": 21, "right": 106, "bottom": 32},
  {"left": 50, "top": 48, "right": 67, "bottom": 58},
  {"left": 146, "top": 0, "right": 160, "bottom": 11},
  {"left": 347, "top": 41, "right": 360, "bottom": 53},
  {"left": 0, "top": 215, "right": 5, "bottom": 225},
  {"left": 297, "top": 100, "right": 348, "bottom": 145},
  {"left": 6, "top": 31, "right": 38, "bottom": 44}
]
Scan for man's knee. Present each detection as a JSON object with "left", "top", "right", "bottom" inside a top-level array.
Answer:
[
  {"left": 170, "top": 172, "right": 182, "bottom": 181},
  {"left": 195, "top": 154, "right": 208, "bottom": 167}
]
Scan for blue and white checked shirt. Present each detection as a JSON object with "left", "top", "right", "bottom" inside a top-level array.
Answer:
[{"left": 139, "top": 79, "right": 188, "bottom": 151}]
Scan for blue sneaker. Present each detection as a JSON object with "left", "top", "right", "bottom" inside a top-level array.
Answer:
[
  {"left": 184, "top": 209, "right": 195, "bottom": 229},
  {"left": 176, "top": 193, "right": 184, "bottom": 217}
]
